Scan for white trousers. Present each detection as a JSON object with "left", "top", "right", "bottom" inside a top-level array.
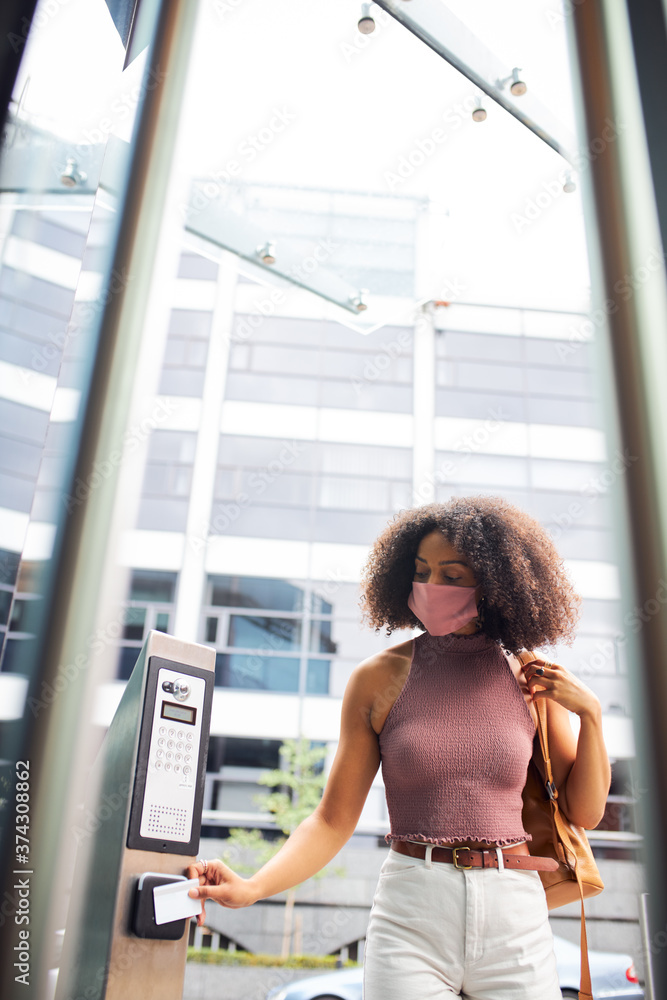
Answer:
[{"left": 363, "top": 848, "right": 562, "bottom": 1000}]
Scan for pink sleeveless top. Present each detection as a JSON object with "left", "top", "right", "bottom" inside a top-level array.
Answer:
[{"left": 379, "top": 631, "right": 536, "bottom": 846}]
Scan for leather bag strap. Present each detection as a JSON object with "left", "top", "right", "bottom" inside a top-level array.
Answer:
[{"left": 516, "top": 651, "right": 594, "bottom": 1000}]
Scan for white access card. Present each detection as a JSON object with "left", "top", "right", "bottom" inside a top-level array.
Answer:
[{"left": 153, "top": 877, "right": 202, "bottom": 925}]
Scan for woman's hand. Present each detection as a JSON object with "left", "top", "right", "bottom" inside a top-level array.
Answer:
[
  {"left": 523, "top": 657, "right": 601, "bottom": 720},
  {"left": 522, "top": 655, "right": 610, "bottom": 828},
  {"left": 186, "top": 859, "right": 258, "bottom": 926}
]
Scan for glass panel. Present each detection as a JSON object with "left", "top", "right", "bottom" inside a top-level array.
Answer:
[
  {"left": 215, "top": 652, "right": 299, "bottom": 692},
  {"left": 210, "top": 575, "right": 304, "bottom": 612},
  {"left": 8, "top": 599, "right": 31, "bottom": 634},
  {"left": 320, "top": 443, "right": 412, "bottom": 478},
  {"left": 177, "top": 253, "right": 219, "bottom": 281},
  {"left": 117, "top": 646, "right": 142, "bottom": 683},
  {"left": 306, "top": 659, "right": 331, "bottom": 695},
  {"left": 318, "top": 476, "right": 391, "bottom": 512},
  {"left": 123, "top": 607, "right": 146, "bottom": 641},
  {"left": 310, "top": 620, "right": 337, "bottom": 655},
  {"left": 228, "top": 615, "right": 301, "bottom": 653},
  {"left": 166, "top": 309, "right": 213, "bottom": 338},
  {"left": 158, "top": 368, "right": 206, "bottom": 396},
  {"left": 155, "top": 612, "right": 170, "bottom": 633},
  {"left": 147, "top": 431, "right": 197, "bottom": 464},
  {"left": 129, "top": 571, "right": 177, "bottom": 603},
  {"left": 205, "top": 616, "right": 218, "bottom": 643},
  {"left": 136, "top": 497, "right": 189, "bottom": 532},
  {"left": 0, "top": 550, "right": 20, "bottom": 586},
  {"left": 309, "top": 592, "right": 333, "bottom": 617},
  {"left": 0, "top": 590, "right": 12, "bottom": 626},
  {"left": 214, "top": 736, "right": 282, "bottom": 769},
  {"left": 0, "top": 636, "right": 31, "bottom": 673}
]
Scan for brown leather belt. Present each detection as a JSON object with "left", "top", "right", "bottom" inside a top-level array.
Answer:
[{"left": 392, "top": 839, "right": 560, "bottom": 872}]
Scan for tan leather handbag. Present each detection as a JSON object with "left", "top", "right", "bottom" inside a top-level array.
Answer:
[{"left": 516, "top": 650, "right": 605, "bottom": 1000}]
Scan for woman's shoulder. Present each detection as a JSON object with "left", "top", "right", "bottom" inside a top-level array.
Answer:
[
  {"left": 348, "top": 639, "right": 414, "bottom": 734},
  {"left": 356, "top": 638, "right": 413, "bottom": 680}
]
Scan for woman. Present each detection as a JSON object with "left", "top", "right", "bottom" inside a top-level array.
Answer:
[{"left": 188, "top": 496, "right": 610, "bottom": 999}]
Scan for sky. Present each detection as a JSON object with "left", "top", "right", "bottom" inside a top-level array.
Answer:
[{"left": 13, "top": 0, "right": 592, "bottom": 311}]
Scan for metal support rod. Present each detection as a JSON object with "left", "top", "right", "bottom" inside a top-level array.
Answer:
[
  {"left": 567, "top": 3, "right": 667, "bottom": 996},
  {"left": 639, "top": 893, "right": 655, "bottom": 1000},
  {"left": 0, "top": 0, "right": 201, "bottom": 997}
]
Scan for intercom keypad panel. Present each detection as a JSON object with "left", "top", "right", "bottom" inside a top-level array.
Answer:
[{"left": 139, "top": 667, "right": 206, "bottom": 843}]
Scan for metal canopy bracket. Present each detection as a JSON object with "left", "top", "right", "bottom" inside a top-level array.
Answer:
[{"left": 372, "top": 0, "right": 578, "bottom": 163}]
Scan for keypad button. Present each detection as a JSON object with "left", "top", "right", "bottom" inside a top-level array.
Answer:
[
  {"left": 177, "top": 731, "right": 184, "bottom": 740},
  {"left": 184, "top": 755, "right": 192, "bottom": 764},
  {"left": 167, "top": 740, "right": 175, "bottom": 749},
  {"left": 159, "top": 727, "right": 166, "bottom": 736},
  {"left": 176, "top": 742, "right": 183, "bottom": 752},
  {"left": 168, "top": 728, "right": 176, "bottom": 737},
  {"left": 157, "top": 738, "right": 165, "bottom": 747},
  {"left": 165, "top": 762, "right": 172, "bottom": 771},
  {"left": 174, "top": 764, "right": 181, "bottom": 773},
  {"left": 156, "top": 749, "right": 164, "bottom": 758},
  {"left": 155, "top": 760, "right": 163, "bottom": 770},
  {"left": 183, "top": 765, "right": 191, "bottom": 775},
  {"left": 175, "top": 753, "right": 182, "bottom": 762},
  {"left": 166, "top": 751, "right": 173, "bottom": 760}
]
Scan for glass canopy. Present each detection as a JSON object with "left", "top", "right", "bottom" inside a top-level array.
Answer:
[{"left": 1, "top": 0, "right": 590, "bottom": 328}]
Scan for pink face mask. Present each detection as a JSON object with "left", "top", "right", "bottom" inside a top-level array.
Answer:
[{"left": 407, "top": 581, "right": 480, "bottom": 636}]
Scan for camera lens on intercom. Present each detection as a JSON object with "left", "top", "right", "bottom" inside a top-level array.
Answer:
[{"left": 172, "top": 678, "right": 191, "bottom": 701}]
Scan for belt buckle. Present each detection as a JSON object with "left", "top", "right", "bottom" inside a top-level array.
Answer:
[{"left": 452, "top": 847, "right": 472, "bottom": 870}]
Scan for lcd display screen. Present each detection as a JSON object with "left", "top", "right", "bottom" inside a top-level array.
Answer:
[{"left": 161, "top": 702, "right": 197, "bottom": 725}]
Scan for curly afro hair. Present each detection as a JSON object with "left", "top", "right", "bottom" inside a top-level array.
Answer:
[{"left": 360, "top": 495, "right": 581, "bottom": 653}]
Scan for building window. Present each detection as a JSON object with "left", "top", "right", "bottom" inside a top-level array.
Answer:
[
  {"left": 137, "top": 430, "right": 197, "bottom": 532},
  {"left": 211, "top": 435, "right": 412, "bottom": 544},
  {"left": 159, "top": 308, "right": 212, "bottom": 396},
  {"left": 203, "top": 736, "right": 326, "bottom": 830},
  {"left": 590, "top": 759, "right": 642, "bottom": 860},
  {"left": 202, "top": 575, "right": 334, "bottom": 694},
  {"left": 226, "top": 316, "right": 414, "bottom": 412},
  {"left": 116, "top": 570, "right": 177, "bottom": 680},
  {"left": 0, "top": 549, "right": 23, "bottom": 668}
]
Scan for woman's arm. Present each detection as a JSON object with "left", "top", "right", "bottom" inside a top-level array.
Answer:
[
  {"left": 524, "top": 657, "right": 611, "bottom": 829},
  {"left": 187, "top": 656, "right": 384, "bottom": 915}
]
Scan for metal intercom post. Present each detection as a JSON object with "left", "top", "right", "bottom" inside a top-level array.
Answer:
[{"left": 55, "top": 631, "right": 215, "bottom": 1000}]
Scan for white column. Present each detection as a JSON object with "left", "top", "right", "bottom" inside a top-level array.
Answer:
[
  {"left": 411, "top": 305, "right": 436, "bottom": 505},
  {"left": 411, "top": 201, "right": 439, "bottom": 505},
  {"left": 172, "top": 250, "right": 237, "bottom": 640}
]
